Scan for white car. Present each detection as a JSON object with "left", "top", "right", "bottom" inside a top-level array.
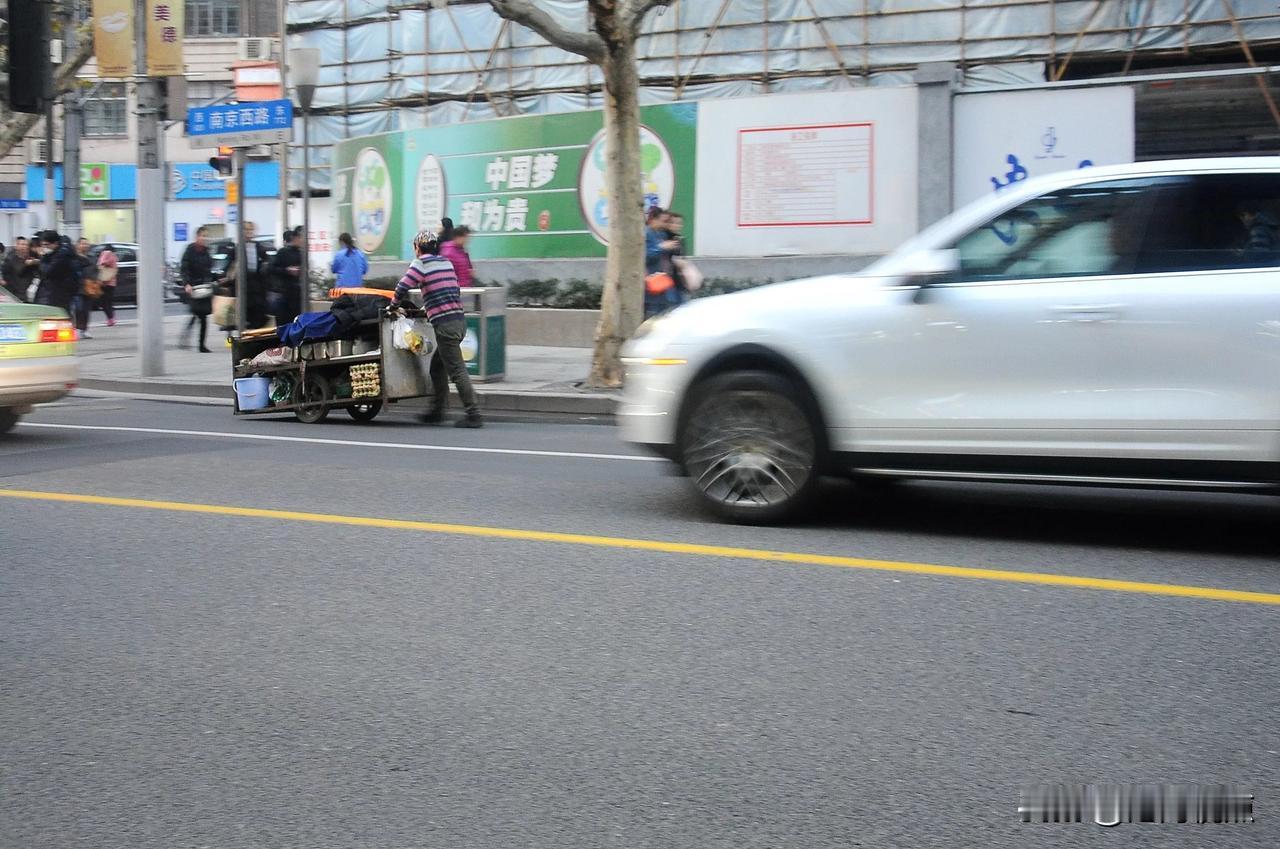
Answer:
[{"left": 620, "top": 157, "right": 1280, "bottom": 522}]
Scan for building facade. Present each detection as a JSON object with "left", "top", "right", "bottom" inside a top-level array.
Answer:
[{"left": 1, "top": 0, "right": 283, "bottom": 260}]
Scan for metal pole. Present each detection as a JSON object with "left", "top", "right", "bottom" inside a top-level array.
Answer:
[
  {"left": 277, "top": 0, "right": 289, "bottom": 239},
  {"left": 234, "top": 148, "right": 248, "bottom": 337},
  {"left": 135, "top": 0, "right": 165, "bottom": 376},
  {"left": 42, "top": 0, "right": 56, "bottom": 229},
  {"left": 301, "top": 106, "right": 311, "bottom": 314},
  {"left": 44, "top": 102, "right": 57, "bottom": 230},
  {"left": 62, "top": 0, "right": 82, "bottom": 242}
]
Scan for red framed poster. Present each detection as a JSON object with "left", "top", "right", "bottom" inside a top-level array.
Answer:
[{"left": 736, "top": 122, "right": 874, "bottom": 228}]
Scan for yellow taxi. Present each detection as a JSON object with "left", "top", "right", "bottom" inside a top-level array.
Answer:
[{"left": 0, "top": 287, "right": 77, "bottom": 434}]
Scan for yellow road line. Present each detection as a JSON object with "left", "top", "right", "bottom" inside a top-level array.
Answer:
[{"left": 2, "top": 488, "right": 1279, "bottom": 606}]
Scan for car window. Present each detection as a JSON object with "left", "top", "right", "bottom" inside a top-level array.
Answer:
[
  {"left": 116, "top": 247, "right": 137, "bottom": 263},
  {"left": 1135, "top": 173, "right": 1280, "bottom": 273},
  {"left": 0, "top": 287, "right": 15, "bottom": 303},
  {"left": 952, "top": 178, "right": 1167, "bottom": 282}
]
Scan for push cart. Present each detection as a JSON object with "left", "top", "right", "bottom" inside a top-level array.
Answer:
[{"left": 230, "top": 307, "right": 437, "bottom": 424}]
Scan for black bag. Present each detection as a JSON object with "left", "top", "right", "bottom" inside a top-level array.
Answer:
[{"left": 189, "top": 293, "right": 213, "bottom": 316}]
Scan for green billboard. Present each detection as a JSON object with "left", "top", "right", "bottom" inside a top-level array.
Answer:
[{"left": 334, "top": 103, "right": 698, "bottom": 262}]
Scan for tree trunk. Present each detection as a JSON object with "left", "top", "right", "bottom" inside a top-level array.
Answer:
[{"left": 586, "top": 36, "right": 645, "bottom": 389}]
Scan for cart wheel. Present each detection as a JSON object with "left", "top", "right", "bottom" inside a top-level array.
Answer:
[
  {"left": 346, "top": 400, "right": 383, "bottom": 422},
  {"left": 294, "top": 373, "right": 331, "bottom": 424}
]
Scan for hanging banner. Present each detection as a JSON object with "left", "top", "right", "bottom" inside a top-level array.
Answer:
[
  {"left": 91, "top": 0, "right": 134, "bottom": 78},
  {"left": 145, "top": 0, "right": 184, "bottom": 76}
]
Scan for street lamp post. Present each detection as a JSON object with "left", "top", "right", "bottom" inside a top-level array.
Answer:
[{"left": 289, "top": 48, "right": 320, "bottom": 315}]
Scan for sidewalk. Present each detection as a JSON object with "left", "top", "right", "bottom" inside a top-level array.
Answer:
[{"left": 72, "top": 313, "right": 618, "bottom": 416}]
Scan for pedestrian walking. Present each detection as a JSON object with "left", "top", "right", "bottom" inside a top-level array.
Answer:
[
  {"left": 96, "top": 245, "right": 119, "bottom": 326},
  {"left": 179, "top": 225, "right": 215, "bottom": 352},
  {"left": 2, "top": 237, "right": 39, "bottom": 302},
  {"left": 392, "top": 229, "right": 483, "bottom": 428},
  {"left": 440, "top": 225, "right": 475, "bottom": 289},
  {"left": 330, "top": 232, "right": 369, "bottom": 288},
  {"left": 73, "top": 238, "right": 100, "bottom": 339},
  {"left": 35, "top": 231, "right": 79, "bottom": 314},
  {"left": 644, "top": 209, "right": 684, "bottom": 318},
  {"left": 269, "top": 227, "right": 304, "bottom": 325},
  {"left": 439, "top": 216, "right": 456, "bottom": 243}
]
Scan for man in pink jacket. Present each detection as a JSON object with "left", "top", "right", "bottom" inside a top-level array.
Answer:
[{"left": 439, "top": 225, "right": 475, "bottom": 289}]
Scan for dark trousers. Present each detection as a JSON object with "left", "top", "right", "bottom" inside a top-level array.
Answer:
[
  {"left": 430, "top": 319, "right": 479, "bottom": 415},
  {"left": 184, "top": 314, "right": 208, "bottom": 349},
  {"left": 73, "top": 295, "right": 98, "bottom": 331},
  {"left": 98, "top": 285, "right": 116, "bottom": 320}
]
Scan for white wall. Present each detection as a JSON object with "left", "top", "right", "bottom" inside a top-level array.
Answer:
[
  {"left": 953, "top": 87, "right": 1135, "bottom": 208},
  {"left": 694, "top": 88, "right": 919, "bottom": 258},
  {"left": 288, "top": 195, "right": 338, "bottom": 275},
  {"left": 165, "top": 198, "right": 281, "bottom": 263}
]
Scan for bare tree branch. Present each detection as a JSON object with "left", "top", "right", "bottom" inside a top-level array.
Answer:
[
  {"left": 626, "top": 0, "right": 674, "bottom": 32},
  {"left": 0, "top": 23, "right": 94, "bottom": 160},
  {"left": 488, "top": 0, "right": 606, "bottom": 63}
]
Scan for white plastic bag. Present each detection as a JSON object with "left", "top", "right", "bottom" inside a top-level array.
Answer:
[
  {"left": 674, "top": 256, "right": 704, "bottom": 292},
  {"left": 392, "top": 316, "right": 424, "bottom": 353}
]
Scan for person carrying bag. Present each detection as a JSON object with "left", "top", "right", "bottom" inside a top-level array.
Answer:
[
  {"left": 180, "top": 226, "right": 215, "bottom": 352},
  {"left": 96, "top": 246, "right": 119, "bottom": 326}
]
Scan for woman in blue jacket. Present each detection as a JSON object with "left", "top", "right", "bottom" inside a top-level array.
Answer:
[{"left": 330, "top": 232, "right": 369, "bottom": 288}]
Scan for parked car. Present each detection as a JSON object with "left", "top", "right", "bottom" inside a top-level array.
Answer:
[
  {"left": 211, "top": 235, "right": 278, "bottom": 278},
  {"left": 84, "top": 242, "right": 180, "bottom": 304},
  {"left": 170, "top": 236, "right": 277, "bottom": 300},
  {"left": 87, "top": 242, "right": 139, "bottom": 303},
  {"left": 0, "top": 287, "right": 77, "bottom": 434},
  {"left": 620, "top": 157, "right": 1280, "bottom": 522}
]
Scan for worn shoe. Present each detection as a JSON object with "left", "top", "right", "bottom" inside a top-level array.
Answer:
[
  {"left": 419, "top": 409, "right": 446, "bottom": 424},
  {"left": 106, "top": 318, "right": 116, "bottom": 327},
  {"left": 79, "top": 330, "right": 93, "bottom": 340},
  {"left": 199, "top": 346, "right": 212, "bottom": 353},
  {"left": 454, "top": 414, "right": 484, "bottom": 429}
]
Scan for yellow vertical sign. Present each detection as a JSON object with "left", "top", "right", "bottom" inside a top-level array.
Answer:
[
  {"left": 145, "top": 0, "right": 184, "bottom": 76},
  {"left": 225, "top": 180, "right": 239, "bottom": 204},
  {"left": 91, "top": 0, "right": 134, "bottom": 78}
]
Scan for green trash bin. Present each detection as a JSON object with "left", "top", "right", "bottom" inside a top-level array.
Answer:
[{"left": 460, "top": 287, "right": 506, "bottom": 382}]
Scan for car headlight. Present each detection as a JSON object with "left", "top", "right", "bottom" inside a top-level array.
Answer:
[{"left": 630, "top": 314, "right": 668, "bottom": 341}]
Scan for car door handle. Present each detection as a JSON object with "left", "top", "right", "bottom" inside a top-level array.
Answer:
[{"left": 1050, "top": 304, "right": 1124, "bottom": 321}]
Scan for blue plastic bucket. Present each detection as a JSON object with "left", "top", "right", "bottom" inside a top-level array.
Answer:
[{"left": 234, "top": 376, "right": 272, "bottom": 411}]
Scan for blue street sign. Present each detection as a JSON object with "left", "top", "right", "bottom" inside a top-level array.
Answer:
[
  {"left": 0, "top": 199, "right": 28, "bottom": 210},
  {"left": 185, "top": 99, "right": 294, "bottom": 148},
  {"left": 174, "top": 222, "right": 189, "bottom": 242}
]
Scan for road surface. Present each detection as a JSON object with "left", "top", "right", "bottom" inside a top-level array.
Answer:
[{"left": 2, "top": 394, "right": 1277, "bottom": 848}]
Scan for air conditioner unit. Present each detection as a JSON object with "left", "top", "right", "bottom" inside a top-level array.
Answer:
[
  {"left": 237, "top": 38, "right": 275, "bottom": 61},
  {"left": 245, "top": 144, "right": 276, "bottom": 159},
  {"left": 28, "top": 138, "right": 61, "bottom": 164}
]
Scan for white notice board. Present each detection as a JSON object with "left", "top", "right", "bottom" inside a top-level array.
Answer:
[
  {"left": 737, "top": 123, "right": 873, "bottom": 228},
  {"left": 696, "top": 88, "right": 917, "bottom": 257}
]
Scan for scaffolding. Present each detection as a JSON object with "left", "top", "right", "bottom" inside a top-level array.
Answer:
[{"left": 285, "top": 0, "right": 1280, "bottom": 190}]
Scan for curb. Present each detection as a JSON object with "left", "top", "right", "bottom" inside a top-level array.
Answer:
[{"left": 78, "top": 377, "right": 618, "bottom": 416}]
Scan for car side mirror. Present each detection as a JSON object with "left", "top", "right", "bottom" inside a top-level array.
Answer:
[{"left": 902, "top": 249, "right": 959, "bottom": 302}]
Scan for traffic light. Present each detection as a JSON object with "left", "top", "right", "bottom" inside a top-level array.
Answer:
[
  {"left": 209, "top": 147, "right": 236, "bottom": 179},
  {"left": 7, "top": 0, "right": 51, "bottom": 113}
]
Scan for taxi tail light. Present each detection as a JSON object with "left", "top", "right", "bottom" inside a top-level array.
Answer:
[{"left": 39, "top": 319, "right": 75, "bottom": 343}]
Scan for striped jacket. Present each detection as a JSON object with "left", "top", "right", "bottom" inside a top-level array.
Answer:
[{"left": 394, "top": 252, "right": 465, "bottom": 325}]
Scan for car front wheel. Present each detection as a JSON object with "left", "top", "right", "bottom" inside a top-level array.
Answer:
[
  {"left": 0, "top": 408, "right": 18, "bottom": 435},
  {"left": 678, "top": 371, "right": 822, "bottom": 524}
]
